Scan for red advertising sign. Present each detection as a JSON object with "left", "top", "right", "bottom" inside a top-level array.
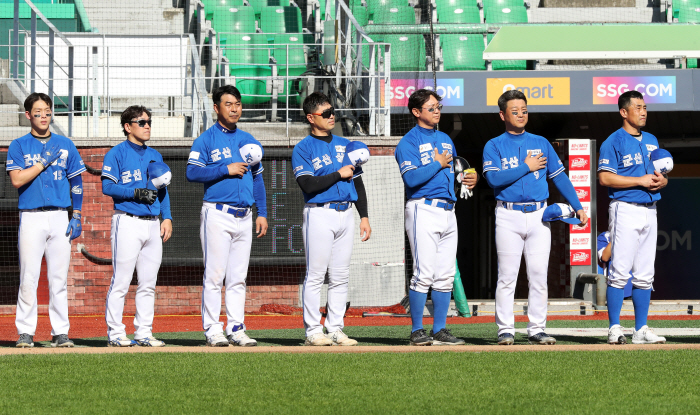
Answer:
[
  {"left": 575, "top": 187, "right": 590, "bottom": 202},
  {"left": 570, "top": 220, "right": 591, "bottom": 234},
  {"left": 569, "top": 155, "right": 590, "bottom": 171},
  {"left": 570, "top": 249, "right": 592, "bottom": 266}
]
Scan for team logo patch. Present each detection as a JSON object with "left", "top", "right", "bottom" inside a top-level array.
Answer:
[
  {"left": 335, "top": 145, "right": 346, "bottom": 153},
  {"left": 79, "top": 160, "right": 84, "bottom": 165},
  {"left": 646, "top": 144, "right": 658, "bottom": 152},
  {"left": 528, "top": 149, "right": 542, "bottom": 156},
  {"left": 441, "top": 143, "right": 452, "bottom": 150},
  {"left": 400, "top": 161, "right": 411, "bottom": 168},
  {"left": 419, "top": 143, "right": 432, "bottom": 153},
  {"left": 71, "top": 185, "right": 82, "bottom": 195},
  {"left": 483, "top": 161, "right": 492, "bottom": 166},
  {"left": 599, "top": 159, "right": 609, "bottom": 165},
  {"left": 6, "top": 160, "right": 12, "bottom": 165},
  {"left": 293, "top": 165, "right": 304, "bottom": 173},
  {"left": 558, "top": 160, "right": 563, "bottom": 165},
  {"left": 189, "top": 151, "right": 200, "bottom": 160},
  {"left": 103, "top": 166, "right": 112, "bottom": 171}
]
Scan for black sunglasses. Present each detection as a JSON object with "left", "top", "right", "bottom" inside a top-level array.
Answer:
[
  {"left": 422, "top": 104, "right": 443, "bottom": 113},
  {"left": 311, "top": 107, "right": 335, "bottom": 119},
  {"left": 130, "top": 119, "right": 152, "bottom": 127}
]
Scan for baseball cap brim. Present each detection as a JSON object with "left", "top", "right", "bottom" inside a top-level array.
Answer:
[{"left": 561, "top": 217, "right": 582, "bottom": 225}]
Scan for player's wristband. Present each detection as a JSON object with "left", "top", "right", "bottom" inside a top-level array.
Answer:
[{"left": 72, "top": 212, "right": 82, "bottom": 221}]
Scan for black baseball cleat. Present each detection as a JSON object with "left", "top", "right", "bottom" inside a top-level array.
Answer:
[
  {"left": 430, "top": 328, "right": 466, "bottom": 345},
  {"left": 497, "top": 333, "right": 515, "bottom": 345},
  {"left": 409, "top": 329, "right": 433, "bottom": 346},
  {"left": 528, "top": 332, "right": 557, "bottom": 345}
]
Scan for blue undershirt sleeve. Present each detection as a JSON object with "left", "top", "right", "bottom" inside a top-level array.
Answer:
[
  {"left": 186, "top": 164, "right": 229, "bottom": 183},
  {"left": 158, "top": 188, "right": 173, "bottom": 221},
  {"left": 552, "top": 173, "right": 583, "bottom": 212},
  {"left": 253, "top": 171, "right": 267, "bottom": 218},
  {"left": 68, "top": 175, "right": 83, "bottom": 211},
  {"left": 484, "top": 164, "right": 530, "bottom": 188},
  {"left": 402, "top": 161, "right": 442, "bottom": 188},
  {"left": 101, "top": 178, "right": 134, "bottom": 200}
]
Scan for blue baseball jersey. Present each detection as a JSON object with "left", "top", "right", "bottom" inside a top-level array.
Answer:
[
  {"left": 598, "top": 128, "right": 661, "bottom": 204},
  {"left": 292, "top": 135, "right": 362, "bottom": 204},
  {"left": 597, "top": 231, "right": 633, "bottom": 297},
  {"left": 188, "top": 123, "right": 264, "bottom": 207},
  {"left": 482, "top": 131, "right": 565, "bottom": 202},
  {"left": 5, "top": 133, "right": 85, "bottom": 210},
  {"left": 395, "top": 126, "right": 456, "bottom": 201},
  {"left": 102, "top": 141, "right": 169, "bottom": 216}
]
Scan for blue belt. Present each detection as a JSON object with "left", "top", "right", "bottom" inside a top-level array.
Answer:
[
  {"left": 316, "top": 202, "right": 351, "bottom": 211},
  {"left": 215, "top": 203, "right": 249, "bottom": 217},
  {"left": 500, "top": 201, "right": 545, "bottom": 213},
  {"left": 425, "top": 199, "right": 455, "bottom": 211}
]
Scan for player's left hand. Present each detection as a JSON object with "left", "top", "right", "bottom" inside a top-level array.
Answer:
[
  {"left": 161, "top": 219, "right": 173, "bottom": 242},
  {"left": 462, "top": 171, "right": 479, "bottom": 189},
  {"left": 576, "top": 209, "right": 589, "bottom": 227},
  {"left": 256, "top": 216, "right": 268, "bottom": 238},
  {"left": 649, "top": 171, "right": 668, "bottom": 191},
  {"left": 359, "top": 217, "right": 371, "bottom": 241},
  {"left": 65, "top": 212, "right": 82, "bottom": 241}
]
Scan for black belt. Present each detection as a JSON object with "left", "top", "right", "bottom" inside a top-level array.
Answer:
[
  {"left": 125, "top": 213, "right": 157, "bottom": 220},
  {"left": 37, "top": 207, "right": 66, "bottom": 212}
]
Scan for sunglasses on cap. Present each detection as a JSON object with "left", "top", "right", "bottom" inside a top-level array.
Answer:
[
  {"left": 311, "top": 107, "right": 335, "bottom": 119},
  {"left": 130, "top": 119, "right": 152, "bottom": 127}
]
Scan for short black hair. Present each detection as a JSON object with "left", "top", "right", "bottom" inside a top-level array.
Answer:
[
  {"left": 213, "top": 85, "right": 242, "bottom": 105},
  {"left": 120, "top": 105, "right": 151, "bottom": 136},
  {"left": 407, "top": 89, "right": 441, "bottom": 119},
  {"left": 303, "top": 92, "right": 331, "bottom": 116},
  {"left": 498, "top": 90, "right": 527, "bottom": 112},
  {"left": 618, "top": 90, "right": 644, "bottom": 110},
  {"left": 24, "top": 92, "right": 52, "bottom": 112}
]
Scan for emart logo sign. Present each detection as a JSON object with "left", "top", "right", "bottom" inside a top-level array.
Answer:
[{"left": 487, "top": 78, "right": 570, "bottom": 106}]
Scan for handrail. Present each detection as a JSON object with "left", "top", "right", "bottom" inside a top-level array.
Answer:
[
  {"left": 22, "top": 0, "right": 74, "bottom": 47},
  {"left": 73, "top": 0, "right": 93, "bottom": 32}
]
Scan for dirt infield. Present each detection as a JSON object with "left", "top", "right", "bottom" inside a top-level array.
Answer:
[
  {"left": 1, "top": 343, "right": 699, "bottom": 356},
  {"left": 2, "top": 314, "right": 700, "bottom": 341}
]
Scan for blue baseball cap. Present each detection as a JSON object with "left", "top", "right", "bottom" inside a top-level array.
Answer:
[
  {"left": 650, "top": 148, "right": 673, "bottom": 174},
  {"left": 542, "top": 203, "right": 581, "bottom": 225},
  {"left": 343, "top": 141, "right": 370, "bottom": 167}
]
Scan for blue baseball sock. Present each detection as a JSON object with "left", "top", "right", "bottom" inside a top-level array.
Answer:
[
  {"left": 631, "top": 287, "right": 652, "bottom": 331},
  {"left": 409, "top": 289, "right": 428, "bottom": 333},
  {"left": 607, "top": 286, "right": 624, "bottom": 327},
  {"left": 431, "top": 290, "right": 451, "bottom": 333}
]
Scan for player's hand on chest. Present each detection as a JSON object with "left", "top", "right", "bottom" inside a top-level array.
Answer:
[
  {"left": 500, "top": 145, "right": 546, "bottom": 179},
  {"left": 25, "top": 145, "right": 68, "bottom": 180},
  {"left": 418, "top": 141, "right": 453, "bottom": 167}
]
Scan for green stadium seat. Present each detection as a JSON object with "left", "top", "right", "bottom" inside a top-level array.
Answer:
[
  {"left": 211, "top": 5, "right": 256, "bottom": 33},
  {"left": 384, "top": 34, "right": 425, "bottom": 71},
  {"left": 371, "top": 5, "right": 415, "bottom": 24},
  {"left": 486, "top": 33, "right": 526, "bottom": 70},
  {"left": 261, "top": 6, "right": 303, "bottom": 33},
  {"left": 435, "top": 0, "right": 481, "bottom": 23},
  {"left": 483, "top": 0, "right": 527, "bottom": 24},
  {"left": 248, "top": 0, "right": 290, "bottom": 19},
  {"left": 203, "top": 0, "right": 246, "bottom": 10},
  {"left": 367, "top": 0, "right": 409, "bottom": 21},
  {"left": 441, "top": 34, "right": 485, "bottom": 70},
  {"left": 222, "top": 34, "right": 272, "bottom": 104},
  {"left": 677, "top": 0, "right": 700, "bottom": 22},
  {"left": 268, "top": 33, "right": 307, "bottom": 103},
  {"left": 689, "top": 59, "right": 699, "bottom": 69}
]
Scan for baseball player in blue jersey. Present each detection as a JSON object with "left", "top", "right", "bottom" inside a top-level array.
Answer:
[
  {"left": 597, "top": 232, "right": 632, "bottom": 299},
  {"left": 187, "top": 85, "right": 268, "bottom": 347},
  {"left": 292, "top": 92, "right": 371, "bottom": 346},
  {"left": 101, "top": 106, "right": 173, "bottom": 347},
  {"left": 395, "top": 89, "right": 478, "bottom": 346},
  {"left": 6, "top": 93, "right": 85, "bottom": 348},
  {"left": 598, "top": 90, "right": 667, "bottom": 345},
  {"left": 483, "top": 90, "right": 588, "bottom": 346}
]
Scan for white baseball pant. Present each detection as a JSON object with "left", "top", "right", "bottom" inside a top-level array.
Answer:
[
  {"left": 302, "top": 204, "right": 354, "bottom": 337},
  {"left": 105, "top": 213, "right": 162, "bottom": 340},
  {"left": 494, "top": 203, "right": 551, "bottom": 337},
  {"left": 607, "top": 200, "right": 657, "bottom": 290},
  {"left": 405, "top": 199, "right": 458, "bottom": 294},
  {"left": 200, "top": 203, "right": 252, "bottom": 338},
  {"left": 16, "top": 210, "right": 71, "bottom": 336}
]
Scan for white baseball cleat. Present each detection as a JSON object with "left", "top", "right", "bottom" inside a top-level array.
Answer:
[
  {"left": 304, "top": 332, "right": 333, "bottom": 346},
  {"left": 327, "top": 330, "right": 358, "bottom": 346},
  {"left": 632, "top": 325, "right": 666, "bottom": 344},
  {"left": 228, "top": 330, "right": 257, "bottom": 347},
  {"left": 108, "top": 337, "right": 136, "bottom": 347},
  {"left": 608, "top": 324, "right": 627, "bottom": 345},
  {"left": 206, "top": 332, "right": 230, "bottom": 347},
  {"left": 135, "top": 336, "right": 166, "bottom": 347}
]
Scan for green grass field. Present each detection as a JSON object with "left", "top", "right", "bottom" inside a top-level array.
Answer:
[
  {"left": 3, "top": 320, "right": 700, "bottom": 414},
  {"left": 2, "top": 350, "right": 700, "bottom": 414}
]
